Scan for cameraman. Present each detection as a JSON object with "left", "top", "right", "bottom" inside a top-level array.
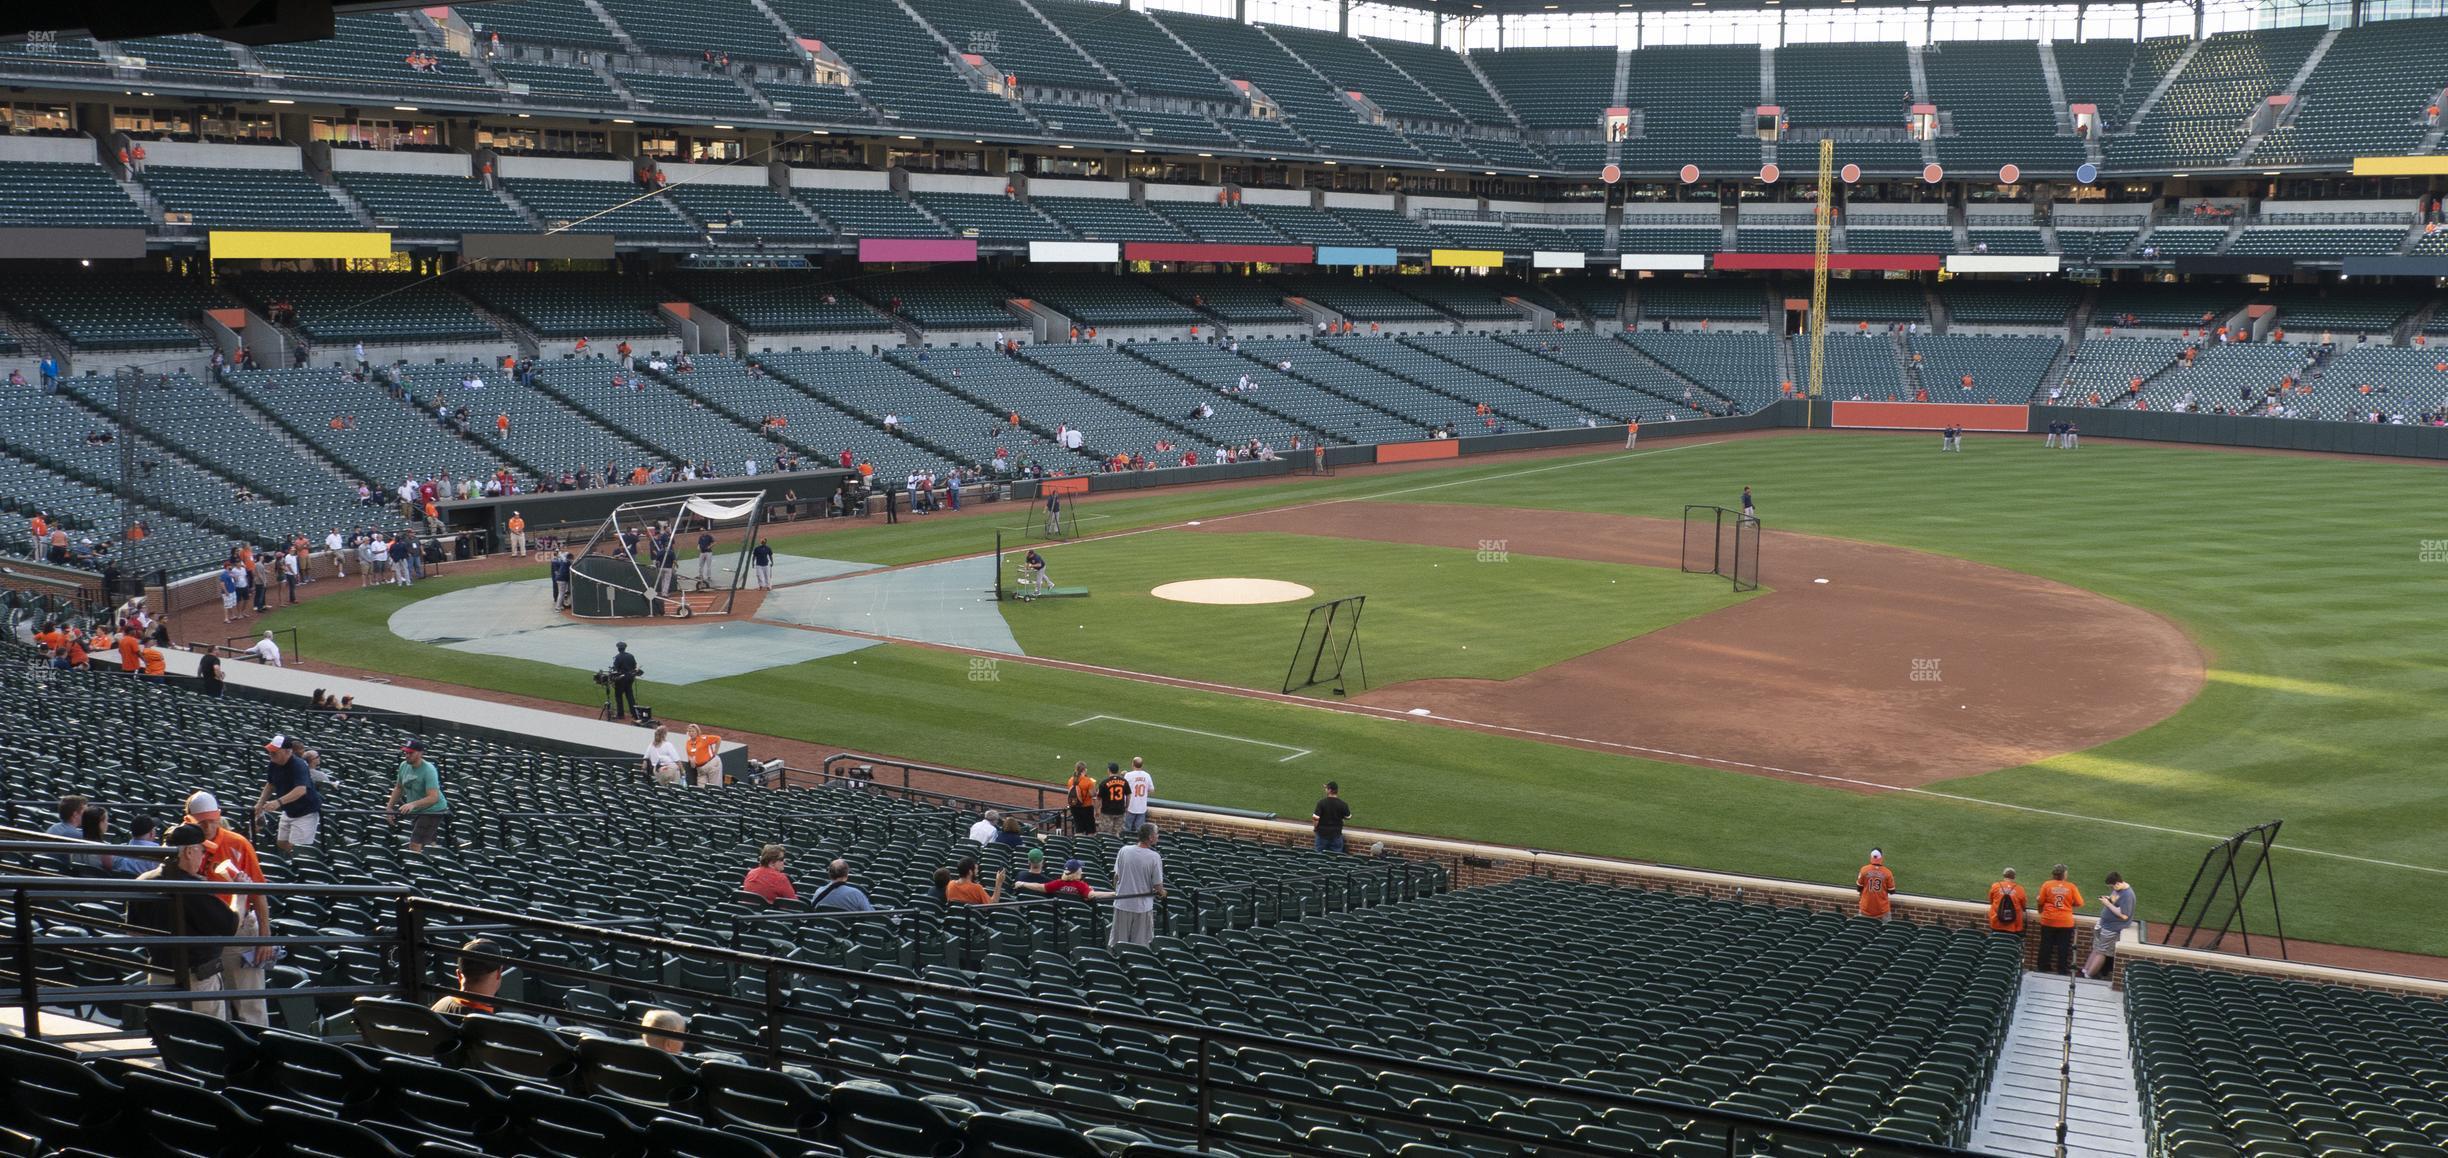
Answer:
[{"left": 608, "top": 641, "right": 641, "bottom": 722}]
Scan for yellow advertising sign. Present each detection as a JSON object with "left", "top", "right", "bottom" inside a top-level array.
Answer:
[
  {"left": 209, "top": 231, "right": 395, "bottom": 261},
  {"left": 2351, "top": 156, "right": 2448, "bottom": 177},
  {"left": 1428, "top": 248, "right": 1505, "bottom": 268}
]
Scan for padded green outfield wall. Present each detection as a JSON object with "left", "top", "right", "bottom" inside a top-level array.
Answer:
[{"left": 2025, "top": 406, "right": 2448, "bottom": 459}]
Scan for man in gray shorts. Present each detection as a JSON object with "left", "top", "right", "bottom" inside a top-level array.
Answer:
[
  {"left": 2084, "top": 871, "right": 2138, "bottom": 980},
  {"left": 1108, "top": 823, "right": 1166, "bottom": 947}
]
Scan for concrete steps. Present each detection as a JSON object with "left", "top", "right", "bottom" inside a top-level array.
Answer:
[{"left": 1970, "top": 973, "right": 2147, "bottom": 1158}]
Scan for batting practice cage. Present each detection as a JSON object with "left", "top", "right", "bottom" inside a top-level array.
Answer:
[
  {"left": 1017, "top": 483, "right": 1084, "bottom": 541},
  {"left": 1283, "top": 594, "right": 1367, "bottom": 696},
  {"left": 1681, "top": 505, "right": 1762, "bottom": 593},
  {"left": 568, "top": 490, "right": 764, "bottom": 619},
  {"left": 2161, "top": 820, "right": 2288, "bottom": 959}
]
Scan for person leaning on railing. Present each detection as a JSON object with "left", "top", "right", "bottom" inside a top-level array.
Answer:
[{"left": 129, "top": 823, "right": 239, "bottom": 1015}]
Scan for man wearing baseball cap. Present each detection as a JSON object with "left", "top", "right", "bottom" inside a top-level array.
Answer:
[
  {"left": 132, "top": 822, "right": 239, "bottom": 1013},
  {"left": 254, "top": 734, "right": 323, "bottom": 853},
  {"left": 184, "top": 791, "right": 271, "bottom": 1024},
  {"left": 1856, "top": 848, "right": 1896, "bottom": 922},
  {"left": 1015, "top": 858, "right": 1108, "bottom": 903},
  {"left": 388, "top": 740, "right": 451, "bottom": 854}
]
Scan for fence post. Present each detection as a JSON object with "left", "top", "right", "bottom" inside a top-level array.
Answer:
[
  {"left": 15, "top": 886, "right": 38, "bottom": 1040},
  {"left": 398, "top": 898, "right": 426, "bottom": 1005},
  {"left": 1194, "top": 1032, "right": 1214, "bottom": 1153},
  {"left": 762, "top": 961, "right": 783, "bottom": 1071}
]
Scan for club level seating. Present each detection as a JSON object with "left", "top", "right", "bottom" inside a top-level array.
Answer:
[
  {"left": 2135, "top": 225, "right": 2228, "bottom": 255},
  {"left": 140, "top": 165, "right": 361, "bottom": 231},
  {"left": 1217, "top": 116, "right": 1314, "bottom": 154},
  {"left": 1621, "top": 330, "right": 1786, "bottom": 411},
  {"left": 1031, "top": 197, "right": 1187, "bottom": 242},
  {"left": 250, "top": 13, "right": 491, "bottom": 96},
  {"left": 2057, "top": 337, "right": 2186, "bottom": 405},
  {"left": 860, "top": 271, "right": 1017, "bottom": 330},
  {"left": 800, "top": 188, "right": 946, "bottom": 238},
  {"left": 2253, "top": 289, "right": 2415, "bottom": 334},
  {"left": 1148, "top": 201, "right": 1288, "bottom": 245},
  {"left": 1638, "top": 280, "right": 1767, "bottom": 322},
  {"left": 1818, "top": 331, "right": 1908, "bottom": 398},
  {"left": 758, "top": 349, "right": 1088, "bottom": 472},
  {"left": 1618, "top": 226, "right": 1723, "bottom": 254},
  {"left": 1924, "top": 40, "right": 2085, "bottom": 173},
  {"left": 2225, "top": 226, "right": 2407, "bottom": 257},
  {"left": 2057, "top": 229, "right": 2139, "bottom": 259},
  {"left": 885, "top": 345, "right": 1195, "bottom": 461},
  {"left": 1780, "top": 137, "right": 1929, "bottom": 175},
  {"left": 1141, "top": 275, "right": 1298, "bottom": 323},
  {"left": 1457, "top": 134, "right": 1554, "bottom": 170},
  {"left": 1541, "top": 277, "right": 1626, "bottom": 320},
  {"left": 457, "top": 0, "right": 624, "bottom": 53},
  {"left": 1121, "top": 340, "right": 1426, "bottom": 444},
  {"left": 1908, "top": 333, "right": 2063, "bottom": 400},
  {"left": 393, "top": 361, "right": 653, "bottom": 480},
  {"left": 532, "top": 358, "right": 777, "bottom": 471},
  {"left": 1110, "top": 107, "right": 1236, "bottom": 148},
  {"left": 596, "top": 0, "right": 802, "bottom": 65},
  {"left": 1737, "top": 227, "right": 1819, "bottom": 254},
  {"left": 456, "top": 274, "right": 670, "bottom": 339},
  {"left": 235, "top": 273, "right": 499, "bottom": 346},
  {"left": 2093, "top": 286, "right": 2250, "bottom": 328},
  {"left": 1824, "top": 280, "right": 1927, "bottom": 323},
  {"left": 1271, "top": 276, "right": 1443, "bottom": 323},
  {"left": 1964, "top": 228, "right": 2049, "bottom": 256},
  {"left": 662, "top": 271, "right": 889, "bottom": 334},
  {"left": 2249, "top": 18, "right": 2448, "bottom": 165},
  {"left": 617, "top": 70, "right": 764, "bottom": 116},
  {"left": 1325, "top": 336, "right": 1601, "bottom": 429},
  {"left": 118, "top": 34, "right": 243, "bottom": 82},
  {"left": 1021, "top": 342, "right": 1315, "bottom": 451},
  {"left": 1395, "top": 277, "right": 1526, "bottom": 321},
  {"left": 1936, "top": 280, "right": 2080, "bottom": 328},
  {"left": 902, "top": 0, "right": 1116, "bottom": 94},
  {"left": 490, "top": 61, "right": 624, "bottom": 103},
  {"left": 1495, "top": 333, "right": 1716, "bottom": 418},
  {"left": 663, "top": 182, "right": 833, "bottom": 241},
  {"left": 768, "top": 0, "right": 1037, "bottom": 136},
  {"left": 684, "top": 352, "right": 946, "bottom": 478},
  {"left": 0, "top": 162, "right": 148, "bottom": 228},
  {"left": 227, "top": 366, "right": 513, "bottom": 486},
  {"left": 503, "top": 178, "right": 698, "bottom": 238},
  {"left": 1846, "top": 227, "right": 1955, "bottom": 255},
  {"left": 1241, "top": 337, "right": 1486, "bottom": 431},
  {"left": 334, "top": 171, "right": 530, "bottom": 234},
  {"left": 752, "top": 81, "right": 875, "bottom": 124},
  {"left": 1001, "top": 272, "right": 1198, "bottom": 328},
  {"left": 1024, "top": 101, "right": 1131, "bottom": 141},
  {"left": 911, "top": 192, "right": 1072, "bottom": 242},
  {"left": 0, "top": 270, "right": 225, "bottom": 350}
]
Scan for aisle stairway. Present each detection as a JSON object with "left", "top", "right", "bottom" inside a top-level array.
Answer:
[{"left": 1970, "top": 972, "right": 2146, "bottom": 1158}]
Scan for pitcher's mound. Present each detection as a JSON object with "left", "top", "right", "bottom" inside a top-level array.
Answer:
[{"left": 1151, "top": 578, "right": 1315, "bottom": 605}]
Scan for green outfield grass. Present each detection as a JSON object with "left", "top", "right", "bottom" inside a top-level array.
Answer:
[
  {"left": 256, "top": 432, "right": 2448, "bottom": 957},
  {"left": 996, "top": 531, "right": 1750, "bottom": 692}
]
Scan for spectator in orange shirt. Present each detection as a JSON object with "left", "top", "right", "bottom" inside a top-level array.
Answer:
[
  {"left": 117, "top": 630, "right": 144, "bottom": 674},
  {"left": 943, "top": 858, "right": 1005, "bottom": 905},
  {"left": 1986, "top": 867, "right": 2028, "bottom": 937},
  {"left": 1855, "top": 849, "right": 1895, "bottom": 920},
  {"left": 139, "top": 643, "right": 166, "bottom": 681},
  {"left": 2033, "top": 864, "right": 2085, "bottom": 974},
  {"left": 185, "top": 790, "right": 271, "bottom": 1025},
  {"left": 684, "top": 724, "right": 723, "bottom": 788}
]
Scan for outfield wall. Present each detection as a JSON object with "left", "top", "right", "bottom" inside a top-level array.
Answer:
[{"left": 2025, "top": 406, "right": 2448, "bottom": 460}]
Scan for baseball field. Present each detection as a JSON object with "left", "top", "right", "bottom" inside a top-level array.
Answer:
[{"left": 253, "top": 429, "right": 2448, "bottom": 959}]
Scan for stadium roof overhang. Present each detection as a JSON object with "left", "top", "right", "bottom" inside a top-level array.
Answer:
[
  {"left": 1391, "top": 0, "right": 2168, "bottom": 13},
  {"left": 4, "top": 1, "right": 451, "bottom": 46}
]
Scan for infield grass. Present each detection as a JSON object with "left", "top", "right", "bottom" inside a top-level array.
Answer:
[{"left": 255, "top": 431, "right": 2448, "bottom": 957}]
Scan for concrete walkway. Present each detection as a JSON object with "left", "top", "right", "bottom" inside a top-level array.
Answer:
[{"left": 1971, "top": 973, "right": 2147, "bottom": 1158}]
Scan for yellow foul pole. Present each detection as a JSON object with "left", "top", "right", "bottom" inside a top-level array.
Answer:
[{"left": 1806, "top": 138, "right": 1834, "bottom": 427}]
